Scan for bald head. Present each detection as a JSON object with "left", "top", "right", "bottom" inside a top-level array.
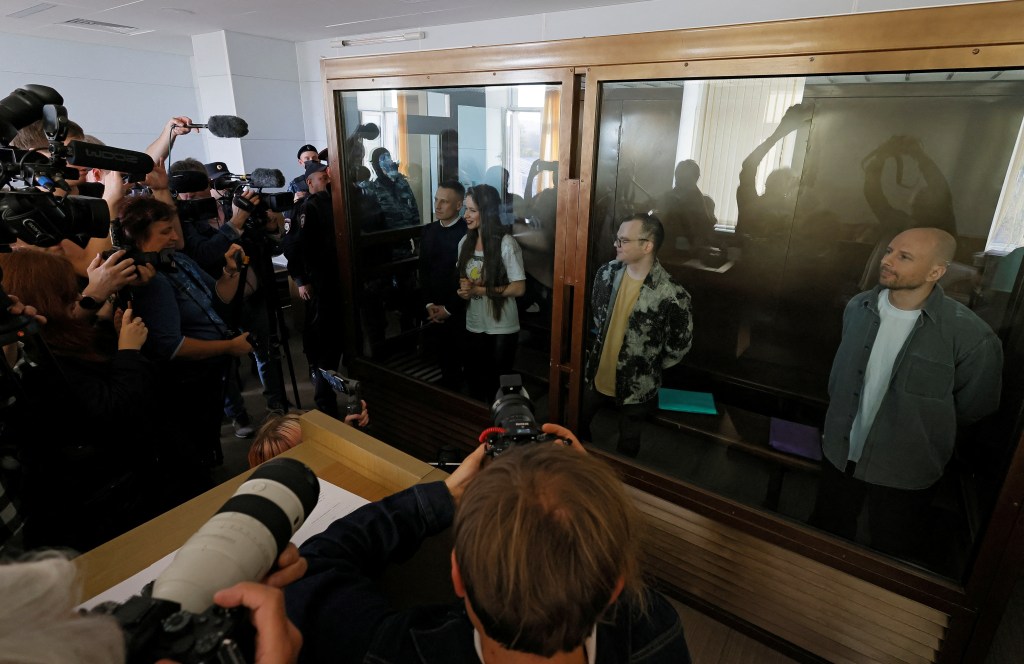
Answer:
[{"left": 894, "top": 227, "right": 957, "bottom": 266}]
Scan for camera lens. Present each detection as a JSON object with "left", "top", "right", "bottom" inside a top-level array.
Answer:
[{"left": 151, "top": 457, "right": 319, "bottom": 613}]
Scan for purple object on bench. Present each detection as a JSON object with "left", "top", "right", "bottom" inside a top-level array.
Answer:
[{"left": 769, "top": 417, "right": 822, "bottom": 461}]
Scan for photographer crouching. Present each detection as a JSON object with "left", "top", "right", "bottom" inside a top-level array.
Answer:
[
  {"left": 119, "top": 195, "right": 253, "bottom": 490},
  {"left": 285, "top": 425, "right": 691, "bottom": 664}
]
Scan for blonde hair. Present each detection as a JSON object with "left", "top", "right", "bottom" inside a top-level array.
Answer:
[
  {"left": 248, "top": 413, "right": 304, "bottom": 467},
  {"left": 0, "top": 555, "right": 125, "bottom": 664},
  {"left": 454, "top": 444, "right": 645, "bottom": 656}
]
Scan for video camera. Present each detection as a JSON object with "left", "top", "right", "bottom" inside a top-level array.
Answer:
[
  {"left": 0, "top": 84, "right": 154, "bottom": 248},
  {"left": 209, "top": 167, "right": 292, "bottom": 231},
  {"left": 87, "top": 457, "right": 319, "bottom": 663},
  {"left": 318, "top": 368, "right": 363, "bottom": 418},
  {"left": 483, "top": 374, "right": 551, "bottom": 457}
]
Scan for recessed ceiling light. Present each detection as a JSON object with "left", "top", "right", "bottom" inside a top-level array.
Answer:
[{"left": 6, "top": 3, "right": 57, "bottom": 19}]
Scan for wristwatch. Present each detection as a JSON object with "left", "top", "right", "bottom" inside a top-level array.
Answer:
[{"left": 78, "top": 295, "right": 103, "bottom": 311}]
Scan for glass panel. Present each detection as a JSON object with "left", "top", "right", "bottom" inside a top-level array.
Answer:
[
  {"left": 336, "top": 83, "right": 561, "bottom": 410},
  {"left": 586, "top": 71, "right": 1024, "bottom": 580}
]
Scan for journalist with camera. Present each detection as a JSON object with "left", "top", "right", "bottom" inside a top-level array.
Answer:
[
  {"left": 117, "top": 194, "right": 253, "bottom": 479},
  {"left": 285, "top": 416, "right": 691, "bottom": 663},
  {"left": 0, "top": 456, "right": 315, "bottom": 663},
  {"left": 0, "top": 85, "right": 186, "bottom": 552},
  {"left": 169, "top": 158, "right": 292, "bottom": 435}
]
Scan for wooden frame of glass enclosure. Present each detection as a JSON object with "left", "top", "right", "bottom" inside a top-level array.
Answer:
[{"left": 320, "top": 3, "right": 1024, "bottom": 661}]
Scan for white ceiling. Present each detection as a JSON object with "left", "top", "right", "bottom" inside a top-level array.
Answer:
[{"left": 0, "top": 0, "right": 653, "bottom": 55}]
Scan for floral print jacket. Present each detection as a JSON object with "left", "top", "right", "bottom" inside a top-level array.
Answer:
[{"left": 587, "top": 259, "right": 693, "bottom": 405}]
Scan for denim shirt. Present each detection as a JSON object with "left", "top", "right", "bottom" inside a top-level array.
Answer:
[
  {"left": 286, "top": 482, "right": 691, "bottom": 664},
  {"left": 823, "top": 284, "right": 1003, "bottom": 490}
]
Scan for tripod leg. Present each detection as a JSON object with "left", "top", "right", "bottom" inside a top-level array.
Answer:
[{"left": 276, "top": 305, "right": 303, "bottom": 410}]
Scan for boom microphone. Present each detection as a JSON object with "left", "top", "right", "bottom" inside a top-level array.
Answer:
[
  {"left": 248, "top": 168, "right": 285, "bottom": 188},
  {"left": 175, "top": 115, "right": 249, "bottom": 138},
  {"left": 66, "top": 141, "right": 154, "bottom": 174}
]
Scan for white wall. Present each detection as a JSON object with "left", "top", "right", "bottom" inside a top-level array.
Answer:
[
  {"left": 294, "top": 0, "right": 996, "bottom": 148},
  {"left": 0, "top": 32, "right": 205, "bottom": 163}
]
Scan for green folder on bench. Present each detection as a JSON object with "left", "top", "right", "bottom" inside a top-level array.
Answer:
[{"left": 658, "top": 388, "right": 717, "bottom": 415}]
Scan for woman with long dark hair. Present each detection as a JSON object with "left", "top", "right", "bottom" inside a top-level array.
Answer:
[
  {"left": 0, "top": 250, "right": 160, "bottom": 551},
  {"left": 456, "top": 183, "right": 526, "bottom": 400}
]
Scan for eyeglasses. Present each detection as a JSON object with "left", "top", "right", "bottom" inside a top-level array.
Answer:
[{"left": 614, "top": 236, "right": 650, "bottom": 247}]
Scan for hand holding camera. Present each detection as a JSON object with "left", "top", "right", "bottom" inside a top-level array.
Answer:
[
  {"left": 85, "top": 249, "right": 138, "bottom": 301},
  {"left": 91, "top": 457, "right": 318, "bottom": 664}
]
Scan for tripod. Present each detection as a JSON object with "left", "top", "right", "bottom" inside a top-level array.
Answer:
[{"left": 228, "top": 224, "right": 303, "bottom": 411}]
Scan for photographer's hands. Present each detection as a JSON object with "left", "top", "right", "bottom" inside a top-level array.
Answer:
[
  {"left": 444, "top": 443, "right": 488, "bottom": 507},
  {"left": 210, "top": 583, "right": 302, "bottom": 664},
  {"left": 264, "top": 543, "right": 308, "bottom": 587},
  {"left": 541, "top": 423, "right": 586, "bottom": 454},
  {"left": 79, "top": 250, "right": 138, "bottom": 318},
  {"left": 445, "top": 425, "right": 586, "bottom": 506},
  {"left": 343, "top": 400, "right": 370, "bottom": 428},
  {"left": 231, "top": 189, "right": 261, "bottom": 232}
]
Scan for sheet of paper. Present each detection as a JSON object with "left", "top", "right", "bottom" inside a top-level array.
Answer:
[{"left": 80, "top": 477, "right": 368, "bottom": 609}]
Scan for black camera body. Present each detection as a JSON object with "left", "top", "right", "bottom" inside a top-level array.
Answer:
[
  {"left": 485, "top": 374, "right": 551, "bottom": 457},
  {"left": 318, "top": 368, "right": 363, "bottom": 417},
  {"left": 175, "top": 197, "right": 219, "bottom": 224},
  {"left": 91, "top": 593, "right": 255, "bottom": 664},
  {"left": 0, "top": 85, "right": 151, "bottom": 248},
  {"left": 232, "top": 189, "right": 293, "bottom": 232}
]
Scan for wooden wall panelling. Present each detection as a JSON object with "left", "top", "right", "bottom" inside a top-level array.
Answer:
[{"left": 630, "top": 487, "right": 950, "bottom": 663}]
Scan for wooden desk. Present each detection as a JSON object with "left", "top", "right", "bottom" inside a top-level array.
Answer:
[{"left": 75, "top": 410, "right": 447, "bottom": 601}]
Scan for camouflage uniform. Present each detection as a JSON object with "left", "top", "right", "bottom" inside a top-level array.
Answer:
[{"left": 587, "top": 259, "right": 693, "bottom": 406}]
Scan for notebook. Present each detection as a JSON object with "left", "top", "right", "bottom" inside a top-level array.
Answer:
[
  {"left": 768, "top": 417, "right": 822, "bottom": 461},
  {"left": 658, "top": 388, "right": 717, "bottom": 415}
]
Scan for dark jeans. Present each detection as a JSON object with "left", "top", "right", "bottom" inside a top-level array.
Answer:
[
  {"left": 809, "top": 459, "right": 936, "bottom": 559},
  {"left": 465, "top": 331, "right": 518, "bottom": 402},
  {"left": 580, "top": 387, "right": 657, "bottom": 457}
]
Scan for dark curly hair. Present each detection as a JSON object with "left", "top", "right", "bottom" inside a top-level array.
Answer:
[{"left": 117, "top": 197, "right": 175, "bottom": 250}]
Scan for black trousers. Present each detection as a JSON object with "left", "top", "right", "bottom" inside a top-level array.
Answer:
[
  {"left": 304, "top": 292, "right": 345, "bottom": 417},
  {"left": 465, "top": 331, "right": 518, "bottom": 402},
  {"left": 809, "top": 459, "right": 936, "bottom": 559},
  {"left": 580, "top": 387, "right": 657, "bottom": 457},
  {"left": 423, "top": 315, "right": 466, "bottom": 390}
]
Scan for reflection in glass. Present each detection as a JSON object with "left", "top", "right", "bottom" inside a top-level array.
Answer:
[
  {"left": 587, "top": 71, "right": 1024, "bottom": 579},
  {"left": 336, "top": 84, "right": 560, "bottom": 411}
]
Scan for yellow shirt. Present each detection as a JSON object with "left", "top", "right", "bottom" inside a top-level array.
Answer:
[{"left": 595, "top": 273, "right": 643, "bottom": 396}]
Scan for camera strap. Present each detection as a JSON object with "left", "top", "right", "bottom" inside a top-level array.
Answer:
[{"left": 166, "top": 257, "right": 232, "bottom": 340}]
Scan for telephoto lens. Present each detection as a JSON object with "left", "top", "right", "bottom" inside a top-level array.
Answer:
[{"left": 151, "top": 457, "right": 319, "bottom": 613}]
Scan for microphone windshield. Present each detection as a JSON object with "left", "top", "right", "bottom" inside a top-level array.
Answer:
[
  {"left": 206, "top": 115, "right": 249, "bottom": 138},
  {"left": 170, "top": 170, "right": 211, "bottom": 194},
  {"left": 250, "top": 168, "right": 285, "bottom": 189},
  {"left": 66, "top": 141, "right": 154, "bottom": 175}
]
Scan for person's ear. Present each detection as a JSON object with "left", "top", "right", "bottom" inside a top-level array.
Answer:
[
  {"left": 927, "top": 261, "right": 948, "bottom": 284},
  {"left": 451, "top": 550, "right": 467, "bottom": 598}
]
